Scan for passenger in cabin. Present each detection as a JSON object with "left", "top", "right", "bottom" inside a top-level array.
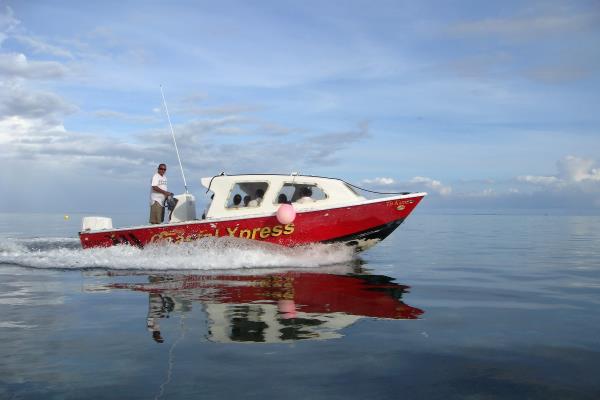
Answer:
[
  {"left": 248, "top": 189, "right": 265, "bottom": 207},
  {"left": 243, "top": 195, "right": 251, "bottom": 207},
  {"left": 149, "top": 163, "right": 173, "bottom": 224},
  {"left": 277, "top": 193, "right": 289, "bottom": 204},
  {"left": 296, "top": 187, "right": 314, "bottom": 204},
  {"left": 232, "top": 194, "right": 242, "bottom": 208}
]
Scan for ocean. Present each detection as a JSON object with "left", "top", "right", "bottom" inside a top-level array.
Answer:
[{"left": 1, "top": 210, "right": 599, "bottom": 399}]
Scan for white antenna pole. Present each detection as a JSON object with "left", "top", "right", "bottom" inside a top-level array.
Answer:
[{"left": 160, "top": 85, "right": 188, "bottom": 193}]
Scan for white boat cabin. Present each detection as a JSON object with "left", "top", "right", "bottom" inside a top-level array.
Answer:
[{"left": 200, "top": 174, "right": 366, "bottom": 220}]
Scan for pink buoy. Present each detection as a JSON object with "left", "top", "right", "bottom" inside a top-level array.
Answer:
[{"left": 276, "top": 203, "right": 296, "bottom": 224}]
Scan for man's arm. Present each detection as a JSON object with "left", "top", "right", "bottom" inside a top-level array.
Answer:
[{"left": 152, "top": 186, "right": 173, "bottom": 197}]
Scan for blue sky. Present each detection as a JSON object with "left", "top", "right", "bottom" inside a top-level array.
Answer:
[{"left": 1, "top": 0, "right": 599, "bottom": 213}]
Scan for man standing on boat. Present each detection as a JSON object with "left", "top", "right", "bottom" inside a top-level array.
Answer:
[{"left": 150, "top": 163, "right": 173, "bottom": 224}]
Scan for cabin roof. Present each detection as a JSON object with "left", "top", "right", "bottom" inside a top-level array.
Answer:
[{"left": 201, "top": 173, "right": 346, "bottom": 189}]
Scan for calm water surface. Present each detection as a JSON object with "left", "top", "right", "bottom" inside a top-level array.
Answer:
[{"left": 0, "top": 211, "right": 599, "bottom": 399}]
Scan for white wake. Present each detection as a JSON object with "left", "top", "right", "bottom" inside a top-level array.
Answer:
[{"left": 0, "top": 236, "right": 357, "bottom": 271}]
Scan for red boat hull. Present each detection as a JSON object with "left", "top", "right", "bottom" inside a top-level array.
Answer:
[{"left": 79, "top": 195, "right": 424, "bottom": 249}]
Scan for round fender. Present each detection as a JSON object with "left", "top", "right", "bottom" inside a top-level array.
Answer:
[{"left": 276, "top": 203, "right": 296, "bottom": 224}]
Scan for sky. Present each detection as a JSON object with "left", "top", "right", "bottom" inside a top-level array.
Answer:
[{"left": 1, "top": 0, "right": 599, "bottom": 214}]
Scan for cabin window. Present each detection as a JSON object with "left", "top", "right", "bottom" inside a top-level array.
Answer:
[
  {"left": 226, "top": 182, "right": 269, "bottom": 209},
  {"left": 275, "top": 183, "right": 327, "bottom": 204}
]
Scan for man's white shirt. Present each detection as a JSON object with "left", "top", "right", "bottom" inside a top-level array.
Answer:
[{"left": 150, "top": 173, "right": 168, "bottom": 205}]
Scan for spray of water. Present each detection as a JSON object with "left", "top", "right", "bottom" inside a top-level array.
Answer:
[{"left": 0, "top": 236, "right": 357, "bottom": 271}]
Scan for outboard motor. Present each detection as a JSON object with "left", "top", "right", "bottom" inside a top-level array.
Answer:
[
  {"left": 82, "top": 216, "right": 113, "bottom": 231},
  {"left": 169, "top": 193, "right": 197, "bottom": 223}
]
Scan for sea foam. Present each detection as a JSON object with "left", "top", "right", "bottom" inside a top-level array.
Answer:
[{"left": 0, "top": 236, "right": 356, "bottom": 271}]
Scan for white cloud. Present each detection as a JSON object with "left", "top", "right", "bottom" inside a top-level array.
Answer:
[
  {"left": 303, "top": 122, "right": 370, "bottom": 165},
  {"left": 557, "top": 155, "right": 600, "bottom": 182},
  {"left": 0, "top": 6, "right": 19, "bottom": 46},
  {"left": 0, "top": 5, "right": 369, "bottom": 179},
  {"left": 481, "top": 188, "right": 495, "bottom": 197},
  {"left": 0, "top": 116, "right": 66, "bottom": 145},
  {"left": 0, "top": 53, "right": 68, "bottom": 80},
  {"left": 0, "top": 81, "right": 76, "bottom": 124},
  {"left": 13, "top": 35, "right": 74, "bottom": 59},
  {"left": 518, "top": 156, "right": 600, "bottom": 187},
  {"left": 409, "top": 176, "right": 452, "bottom": 196},
  {"left": 363, "top": 177, "right": 395, "bottom": 185},
  {"left": 177, "top": 103, "right": 262, "bottom": 117},
  {"left": 94, "top": 109, "right": 159, "bottom": 124},
  {"left": 517, "top": 175, "right": 561, "bottom": 185},
  {"left": 1, "top": 93, "right": 370, "bottom": 181}
]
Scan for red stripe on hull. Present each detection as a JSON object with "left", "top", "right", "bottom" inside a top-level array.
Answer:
[{"left": 79, "top": 196, "right": 424, "bottom": 249}]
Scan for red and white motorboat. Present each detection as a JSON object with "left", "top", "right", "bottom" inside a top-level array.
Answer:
[{"left": 79, "top": 173, "right": 426, "bottom": 251}]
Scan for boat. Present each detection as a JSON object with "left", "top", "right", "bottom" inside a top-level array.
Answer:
[{"left": 79, "top": 173, "right": 426, "bottom": 251}]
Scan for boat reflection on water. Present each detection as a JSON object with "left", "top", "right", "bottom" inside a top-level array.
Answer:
[{"left": 107, "top": 265, "right": 423, "bottom": 343}]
